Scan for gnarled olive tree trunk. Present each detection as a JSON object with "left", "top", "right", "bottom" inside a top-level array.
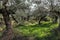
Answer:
[
  {"left": 0, "top": 0, "right": 14, "bottom": 40},
  {"left": 1, "top": 9, "right": 13, "bottom": 40}
]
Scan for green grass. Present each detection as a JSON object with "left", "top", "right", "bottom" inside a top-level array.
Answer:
[
  {"left": 0, "top": 21, "right": 59, "bottom": 40},
  {"left": 14, "top": 22, "right": 58, "bottom": 39}
]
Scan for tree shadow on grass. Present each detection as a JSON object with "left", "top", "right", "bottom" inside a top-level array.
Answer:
[
  {"left": 34, "top": 27, "right": 59, "bottom": 40},
  {"left": 15, "top": 22, "right": 54, "bottom": 29},
  {"left": 29, "top": 22, "right": 53, "bottom": 28},
  {"left": 12, "top": 22, "right": 58, "bottom": 40}
]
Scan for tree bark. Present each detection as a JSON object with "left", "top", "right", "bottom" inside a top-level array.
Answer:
[
  {"left": 1, "top": 9, "right": 13, "bottom": 40},
  {"left": 1, "top": 0, "right": 14, "bottom": 40},
  {"left": 58, "top": 16, "right": 60, "bottom": 28},
  {"left": 38, "top": 17, "right": 42, "bottom": 25},
  {"left": 52, "top": 16, "right": 58, "bottom": 23}
]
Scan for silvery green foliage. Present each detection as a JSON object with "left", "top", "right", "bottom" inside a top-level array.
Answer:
[{"left": 0, "top": 0, "right": 60, "bottom": 24}]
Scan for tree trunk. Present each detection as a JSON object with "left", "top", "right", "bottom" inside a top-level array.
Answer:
[
  {"left": 52, "top": 16, "right": 58, "bottom": 23},
  {"left": 38, "top": 16, "right": 46, "bottom": 25},
  {"left": 27, "top": 16, "right": 30, "bottom": 21},
  {"left": 38, "top": 17, "right": 41, "bottom": 25},
  {"left": 1, "top": 9, "right": 13, "bottom": 40},
  {"left": 58, "top": 16, "right": 60, "bottom": 28}
]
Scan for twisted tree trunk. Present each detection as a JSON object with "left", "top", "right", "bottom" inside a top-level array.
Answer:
[
  {"left": 1, "top": 0, "right": 14, "bottom": 40},
  {"left": 1, "top": 9, "right": 13, "bottom": 40}
]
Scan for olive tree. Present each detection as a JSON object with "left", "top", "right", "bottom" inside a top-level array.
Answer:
[{"left": 0, "top": 0, "right": 30, "bottom": 40}]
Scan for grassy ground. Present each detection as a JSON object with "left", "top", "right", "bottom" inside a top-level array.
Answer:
[
  {"left": 0, "top": 21, "right": 59, "bottom": 40},
  {"left": 13, "top": 21, "right": 59, "bottom": 40}
]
